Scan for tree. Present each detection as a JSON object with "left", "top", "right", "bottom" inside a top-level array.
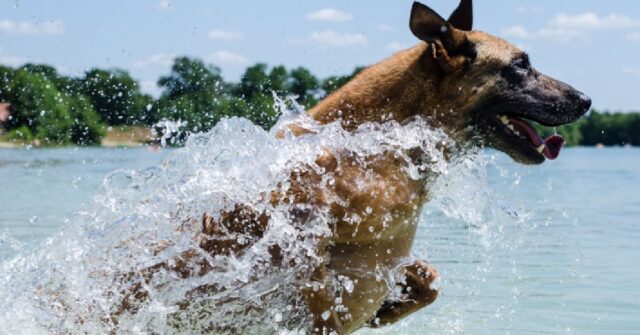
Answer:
[
  {"left": 67, "top": 95, "right": 105, "bottom": 145},
  {"left": 288, "top": 67, "right": 320, "bottom": 107},
  {"left": 154, "top": 57, "right": 233, "bottom": 138},
  {"left": 80, "top": 68, "right": 149, "bottom": 125},
  {"left": 322, "top": 66, "right": 365, "bottom": 96},
  {"left": 237, "top": 63, "right": 271, "bottom": 98},
  {"left": 268, "top": 65, "right": 289, "bottom": 94},
  {"left": 0, "top": 65, "right": 16, "bottom": 101},
  {"left": 1, "top": 69, "right": 104, "bottom": 145},
  {"left": 158, "top": 57, "right": 225, "bottom": 99}
]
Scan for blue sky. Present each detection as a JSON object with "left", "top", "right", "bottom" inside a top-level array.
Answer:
[{"left": 1, "top": 0, "right": 639, "bottom": 111}]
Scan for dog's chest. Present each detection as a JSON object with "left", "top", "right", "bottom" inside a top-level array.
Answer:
[{"left": 323, "top": 152, "right": 428, "bottom": 244}]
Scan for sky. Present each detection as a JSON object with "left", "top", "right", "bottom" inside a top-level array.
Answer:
[{"left": 1, "top": 0, "right": 639, "bottom": 111}]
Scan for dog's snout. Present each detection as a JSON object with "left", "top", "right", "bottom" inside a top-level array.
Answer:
[
  {"left": 571, "top": 90, "right": 591, "bottom": 115},
  {"left": 579, "top": 94, "right": 592, "bottom": 113}
]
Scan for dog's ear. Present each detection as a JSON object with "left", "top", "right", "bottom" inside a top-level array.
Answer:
[
  {"left": 410, "top": 2, "right": 469, "bottom": 72},
  {"left": 448, "top": 0, "right": 473, "bottom": 31},
  {"left": 410, "top": 2, "right": 467, "bottom": 48},
  {"left": 409, "top": 2, "right": 450, "bottom": 44}
]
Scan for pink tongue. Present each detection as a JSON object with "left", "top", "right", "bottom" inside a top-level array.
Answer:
[
  {"left": 507, "top": 117, "right": 565, "bottom": 160},
  {"left": 543, "top": 135, "right": 564, "bottom": 160}
]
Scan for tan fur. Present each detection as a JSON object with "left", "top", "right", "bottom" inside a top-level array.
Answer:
[{"left": 120, "top": 2, "right": 591, "bottom": 334}]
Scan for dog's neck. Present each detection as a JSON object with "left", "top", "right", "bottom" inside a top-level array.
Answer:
[{"left": 308, "top": 43, "right": 443, "bottom": 131}]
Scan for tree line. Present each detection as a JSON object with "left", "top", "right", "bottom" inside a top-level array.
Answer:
[
  {"left": 0, "top": 57, "right": 361, "bottom": 146},
  {"left": 0, "top": 57, "right": 638, "bottom": 147},
  {"left": 536, "top": 111, "right": 640, "bottom": 147}
]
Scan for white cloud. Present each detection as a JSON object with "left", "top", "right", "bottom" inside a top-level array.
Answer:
[
  {"left": 502, "top": 26, "right": 530, "bottom": 39},
  {"left": 622, "top": 67, "right": 640, "bottom": 76},
  {"left": 0, "top": 19, "right": 65, "bottom": 36},
  {"left": 158, "top": 1, "right": 171, "bottom": 11},
  {"left": 307, "top": 8, "right": 353, "bottom": 22},
  {"left": 550, "top": 13, "right": 640, "bottom": 30},
  {"left": 0, "top": 48, "right": 24, "bottom": 66},
  {"left": 502, "top": 25, "right": 585, "bottom": 43},
  {"left": 133, "top": 53, "right": 175, "bottom": 68},
  {"left": 503, "top": 13, "right": 640, "bottom": 43},
  {"left": 208, "top": 29, "right": 244, "bottom": 41},
  {"left": 626, "top": 32, "right": 640, "bottom": 42},
  {"left": 209, "top": 51, "right": 249, "bottom": 65},
  {"left": 378, "top": 24, "right": 395, "bottom": 32},
  {"left": 305, "top": 30, "right": 368, "bottom": 47},
  {"left": 386, "top": 42, "right": 406, "bottom": 52}
]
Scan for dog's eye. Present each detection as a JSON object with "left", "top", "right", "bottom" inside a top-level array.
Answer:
[
  {"left": 502, "top": 56, "right": 532, "bottom": 84},
  {"left": 512, "top": 59, "right": 528, "bottom": 70},
  {"left": 511, "top": 54, "right": 531, "bottom": 70}
]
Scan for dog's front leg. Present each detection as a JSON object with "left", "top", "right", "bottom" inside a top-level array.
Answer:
[
  {"left": 299, "top": 234, "right": 345, "bottom": 335},
  {"left": 302, "top": 264, "right": 344, "bottom": 335},
  {"left": 368, "top": 259, "right": 438, "bottom": 328}
]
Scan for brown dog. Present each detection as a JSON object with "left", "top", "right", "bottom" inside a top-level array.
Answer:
[{"left": 118, "top": 1, "right": 591, "bottom": 334}]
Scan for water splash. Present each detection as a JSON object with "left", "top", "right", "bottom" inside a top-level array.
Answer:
[{"left": 0, "top": 99, "right": 457, "bottom": 334}]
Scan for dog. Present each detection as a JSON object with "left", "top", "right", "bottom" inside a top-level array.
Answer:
[{"left": 116, "top": 1, "right": 591, "bottom": 334}]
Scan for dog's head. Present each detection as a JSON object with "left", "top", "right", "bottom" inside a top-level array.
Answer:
[{"left": 409, "top": 1, "right": 591, "bottom": 164}]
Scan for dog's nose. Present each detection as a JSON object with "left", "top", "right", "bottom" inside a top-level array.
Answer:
[
  {"left": 569, "top": 90, "right": 591, "bottom": 115},
  {"left": 579, "top": 93, "right": 592, "bottom": 113}
]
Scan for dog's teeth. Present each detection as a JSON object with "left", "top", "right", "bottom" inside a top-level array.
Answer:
[
  {"left": 499, "top": 115, "right": 509, "bottom": 125},
  {"left": 537, "top": 144, "right": 546, "bottom": 154}
]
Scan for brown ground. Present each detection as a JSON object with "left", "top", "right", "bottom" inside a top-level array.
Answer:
[
  {"left": 101, "top": 126, "right": 156, "bottom": 148},
  {"left": 0, "top": 126, "right": 156, "bottom": 148}
]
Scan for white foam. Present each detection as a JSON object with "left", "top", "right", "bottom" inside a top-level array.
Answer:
[{"left": 0, "top": 99, "right": 458, "bottom": 334}]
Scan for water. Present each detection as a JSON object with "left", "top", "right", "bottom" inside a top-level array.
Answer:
[{"left": 0, "top": 123, "right": 638, "bottom": 334}]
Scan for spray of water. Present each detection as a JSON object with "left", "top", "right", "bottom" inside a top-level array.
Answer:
[{"left": 0, "top": 97, "right": 473, "bottom": 334}]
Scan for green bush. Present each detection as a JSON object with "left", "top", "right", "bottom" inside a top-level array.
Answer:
[
  {"left": 5, "top": 126, "right": 34, "bottom": 142},
  {"left": 67, "top": 95, "right": 105, "bottom": 146}
]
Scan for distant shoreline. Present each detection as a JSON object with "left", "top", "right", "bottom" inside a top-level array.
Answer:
[{"left": 0, "top": 126, "right": 157, "bottom": 149}]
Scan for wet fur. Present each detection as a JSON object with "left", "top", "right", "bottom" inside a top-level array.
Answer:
[{"left": 118, "top": 1, "right": 590, "bottom": 334}]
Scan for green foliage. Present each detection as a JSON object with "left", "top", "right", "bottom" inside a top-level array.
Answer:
[
  {"left": 536, "top": 110, "right": 640, "bottom": 146},
  {"left": 158, "top": 57, "right": 226, "bottom": 99},
  {"left": 80, "top": 68, "right": 150, "bottom": 125},
  {"left": 154, "top": 57, "right": 231, "bottom": 139},
  {"left": 237, "top": 63, "right": 271, "bottom": 98},
  {"left": 578, "top": 110, "right": 640, "bottom": 146},
  {"left": 322, "top": 67, "right": 365, "bottom": 96},
  {"left": 0, "top": 67, "right": 105, "bottom": 145},
  {"left": 2, "top": 58, "right": 640, "bottom": 148},
  {"left": 5, "top": 126, "right": 34, "bottom": 141},
  {"left": 268, "top": 66, "right": 289, "bottom": 94},
  {"left": 19, "top": 63, "right": 77, "bottom": 94},
  {"left": 5, "top": 69, "right": 74, "bottom": 144},
  {"left": 67, "top": 95, "right": 105, "bottom": 146},
  {"left": 289, "top": 67, "right": 320, "bottom": 107}
]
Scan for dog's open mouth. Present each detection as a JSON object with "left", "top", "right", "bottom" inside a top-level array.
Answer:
[{"left": 495, "top": 114, "right": 565, "bottom": 160}]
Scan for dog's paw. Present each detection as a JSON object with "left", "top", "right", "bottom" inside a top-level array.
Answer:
[{"left": 403, "top": 260, "right": 438, "bottom": 305}]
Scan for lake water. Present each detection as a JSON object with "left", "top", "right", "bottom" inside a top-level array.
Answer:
[{"left": 0, "top": 146, "right": 638, "bottom": 334}]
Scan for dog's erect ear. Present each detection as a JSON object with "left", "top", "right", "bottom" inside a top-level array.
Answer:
[
  {"left": 410, "top": 2, "right": 466, "bottom": 49},
  {"left": 448, "top": 0, "right": 473, "bottom": 31},
  {"left": 410, "top": 2, "right": 469, "bottom": 72},
  {"left": 409, "top": 2, "right": 450, "bottom": 44},
  {"left": 409, "top": 1, "right": 467, "bottom": 54}
]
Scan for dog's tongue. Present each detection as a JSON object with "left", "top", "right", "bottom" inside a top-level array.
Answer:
[
  {"left": 543, "top": 135, "right": 564, "bottom": 160},
  {"left": 508, "top": 117, "right": 565, "bottom": 160}
]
